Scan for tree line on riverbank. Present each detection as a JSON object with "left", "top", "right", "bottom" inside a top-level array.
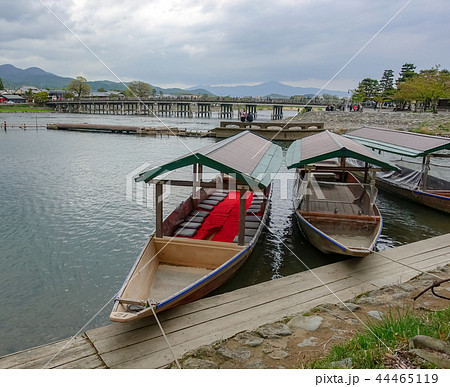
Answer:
[{"left": 352, "top": 64, "right": 450, "bottom": 113}]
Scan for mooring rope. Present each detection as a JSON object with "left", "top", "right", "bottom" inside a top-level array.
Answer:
[
  {"left": 375, "top": 250, "right": 447, "bottom": 281},
  {"left": 149, "top": 301, "right": 182, "bottom": 369}
]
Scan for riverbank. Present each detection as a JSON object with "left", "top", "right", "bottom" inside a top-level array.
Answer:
[
  {"left": 289, "top": 110, "right": 450, "bottom": 136},
  {"left": 174, "top": 264, "right": 450, "bottom": 369},
  {"left": 0, "top": 105, "right": 54, "bottom": 113}
]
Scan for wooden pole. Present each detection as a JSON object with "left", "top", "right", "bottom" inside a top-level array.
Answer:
[
  {"left": 422, "top": 155, "right": 431, "bottom": 190},
  {"left": 305, "top": 168, "right": 312, "bottom": 212},
  {"left": 238, "top": 187, "right": 248, "bottom": 246},
  {"left": 155, "top": 182, "right": 163, "bottom": 238},
  {"left": 369, "top": 169, "right": 376, "bottom": 216}
]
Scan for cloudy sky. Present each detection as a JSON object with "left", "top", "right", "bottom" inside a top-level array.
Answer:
[{"left": 1, "top": 0, "right": 449, "bottom": 91}]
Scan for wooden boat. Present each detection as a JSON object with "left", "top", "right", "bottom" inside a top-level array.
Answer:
[
  {"left": 344, "top": 127, "right": 450, "bottom": 214},
  {"left": 110, "top": 131, "right": 282, "bottom": 322},
  {"left": 286, "top": 130, "right": 399, "bottom": 257}
]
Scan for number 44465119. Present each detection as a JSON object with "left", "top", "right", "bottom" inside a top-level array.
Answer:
[{"left": 375, "top": 374, "right": 438, "bottom": 384}]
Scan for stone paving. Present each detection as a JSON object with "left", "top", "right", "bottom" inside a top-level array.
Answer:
[
  {"left": 288, "top": 110, "right": 450, "bottom": 134},
  {"left": 172, "top": 265, "right": 450, "bottom": 369}
]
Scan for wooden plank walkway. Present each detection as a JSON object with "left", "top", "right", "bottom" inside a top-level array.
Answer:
[{"left": 1, "top": 233, "right": 449, "bottom": 369}]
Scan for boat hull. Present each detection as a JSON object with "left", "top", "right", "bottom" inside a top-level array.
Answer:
[
  {"left": 292, "top": 171, "right": 382, "bottom": 257},
  {"left": 294, "top": 210, "right": 381, "bottom": 257},
  {"left": 375, "top": 177, "right": 450, "bottom": 214},
  {"left": 110, "top": 189, "right": 271, "bottom": 322}
]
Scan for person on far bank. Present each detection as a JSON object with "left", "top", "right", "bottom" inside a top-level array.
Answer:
[
  {"left": 240, "top": 109, "right": 247, "bottom": 122},
  {"left": 246, "top": 112, "right": 254, "bottom": 122}
]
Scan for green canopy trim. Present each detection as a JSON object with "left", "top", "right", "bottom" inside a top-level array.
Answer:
[
  {"left": 344, "top": 127, "right": 450, "bottom": 158},
  {"left": 136, "top": 131, "right": 283, "bottom": 189},
  {"left": 286, "top": 130, "right": 400, "bottom": 171}
]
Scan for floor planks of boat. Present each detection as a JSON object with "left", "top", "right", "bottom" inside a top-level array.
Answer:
[{"left": 110, "top": 237, "right": 246, "bottom": 322}]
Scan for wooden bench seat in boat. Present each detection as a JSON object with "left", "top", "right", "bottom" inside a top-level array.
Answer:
[
  {"left": 174, "top": 228, "right": 197, "bottom": 237},
  {"left": 208, "top": 195, "right": 226, "bottom": 202},
  {"left": 201, "top": 199, "right": 220, "bottom": 206},
  {"left": 190, "top": 210, "right": 209, "bottom": 218},
  {"left": 185, "top": 215, "right": 206, "bottom": 223},
  {"left": 233, "top": 236, "right": 253, "bottom": 244},
  {"left": 300, "top": 210, "right": 380, "bottom": 223},
  {"left": 198, "top": 203, "right": 214, "bottom": 211},
  {"left": 179, "top": 221, "right": 202, "bottom": 229}
]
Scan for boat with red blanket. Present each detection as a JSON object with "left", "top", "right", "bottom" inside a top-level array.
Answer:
[{"left": 110, "top": 131, "right": 282, "bottom": 322}]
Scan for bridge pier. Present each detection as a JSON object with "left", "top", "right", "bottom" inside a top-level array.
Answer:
[
  {"left": 272, "top": 105, "right": 283, "bottom": 120},
  {"left": 219, "top": 103, "right": 233, "bottom": 118},
  {"left": 245, "top": 104, "right": 257, "bottom": 119},
  {"left": 197, "top": 102, "right": 211, "bottom": 118},
  {"left": 157, "top": 102, "right": 172, "bottom": 116},
  {"left": 176, "top": 102, "right": 191, "bottom": 117}
]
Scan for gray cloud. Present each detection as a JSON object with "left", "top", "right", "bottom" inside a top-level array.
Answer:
[{"left": 1, "top": 0, "right": 448, "bottom": 90}]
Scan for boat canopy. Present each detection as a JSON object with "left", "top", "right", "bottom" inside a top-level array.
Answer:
[
  {"left": 344, "top": 127, "right": 450, "bottom": 158},
  {"left": 136, "top": 131, "right": 283, "bottom": 189},
  {"left": 286, "top": 130, "right": 399, "bottom": 171}
]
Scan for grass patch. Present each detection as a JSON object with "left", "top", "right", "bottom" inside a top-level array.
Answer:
[
  {"left": 309, "top": 306, "right": 450, "bottom": 369},
  {"left": 411, "top": 120, "right": 450, "bottom": 136},
  {"left": 0, "top": 104, "right": 54, "bottom": 113}
]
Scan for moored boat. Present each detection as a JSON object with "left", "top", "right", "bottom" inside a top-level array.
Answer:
[
  {"left": 344, "top": 127, "right": 450, "bottom": 214},
  {"left": 110, "top": 131, "right": 282, "bottom": 322},
  {"left": 286, "top": 130, "right": 399, "bottom": 257}
]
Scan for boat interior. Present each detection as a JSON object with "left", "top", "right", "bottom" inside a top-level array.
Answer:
[
  {"left": 169, "top": 188, "right": 266, "bottom": 244},
  {"left": 118, "top": 237, "right": 245, "bottom": 308},
  {"left": 298, "top": 170, "right": 381, "bottom": 247},
  {"left": 114, "top": 186, "right": 268, "bottom": 312}
]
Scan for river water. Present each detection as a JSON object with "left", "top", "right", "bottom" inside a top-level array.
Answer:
[{"left": 0, "top": 111, "right": 449, "bottom": 356}]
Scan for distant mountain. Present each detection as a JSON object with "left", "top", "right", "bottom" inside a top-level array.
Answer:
[
  {"left": 0, "top": 64, "right": 346, "bottom": 97},
  {"left": 188, "top": 81, "right": 347, "bottom": 98},
  {"left": 0, "top": 64, "right": 74, "bottom": 89},
  {"left": 0, "top": 64, "right": 127, "bottom": 91}
]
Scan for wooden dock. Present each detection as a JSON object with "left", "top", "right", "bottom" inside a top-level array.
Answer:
[
  {"left": 1, "top": 233, "right": 449, "bottom": 369},
  {"left": 47, "top": 123, "right": 215, "bottom": 138},
  {"left": 211, "top": 121, "right": 324, "bottom": 140},
  {"left": 46, "top": 121, "right": 326, "bottom": 140}
]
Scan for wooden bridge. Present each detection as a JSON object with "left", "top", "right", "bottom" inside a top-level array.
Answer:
[
  {"left": 0, "top": 233, "right": 448, "bottom": 369},
  {"left": 46, "top": 97, "right": 332, "bottom": 119}
]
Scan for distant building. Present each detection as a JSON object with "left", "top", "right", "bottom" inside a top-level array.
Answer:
[
  {"left": 0, "top": 94, "right": 27, "bottom": 103},
  {"left": 15, "top": 85, "right": 41, "bottom": 95}
]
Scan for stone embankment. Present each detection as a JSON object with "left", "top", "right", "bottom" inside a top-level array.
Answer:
[
  {"left": 288, "top": 110, "right": 450, "bottom": 134},
  {"left": 173, "top": 265, "right": 450, "bottom": 369}
]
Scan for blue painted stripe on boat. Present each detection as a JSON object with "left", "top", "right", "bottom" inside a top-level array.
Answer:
[
  {"left": 296, "top": 211, "right": 346, "bottom": 252},
  {"left": 156, "top": 242, "right": 252, "bottom": 310},
  {"left": 415, "top": 190, "right": 450, "bottom": 200}
]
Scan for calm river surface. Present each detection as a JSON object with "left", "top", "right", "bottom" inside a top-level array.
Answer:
[{"left": 0, "top": 111, "right": 449, "bottom": 356}]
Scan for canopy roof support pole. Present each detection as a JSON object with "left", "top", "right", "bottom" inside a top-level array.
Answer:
[
  {"left": 305, "top": 168, "right": 312, "bottom": 212},
  {"left": 238, "top": 186, "right": 248, "bottom": 246},
  {"left": 192, "top": 163, "right": 199, "bottom": 205},
  {"left": 369, "top": 169, "right": 376, "bottom": 216},
  {"left": 155, "top": 182, "right": 163, "bottom": 238},
  {"left": 340, "top": 157, "right": 346, "bottom": 182},
  {"left": 422, "top": 155, "right": 431, "bottom": 191}
]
